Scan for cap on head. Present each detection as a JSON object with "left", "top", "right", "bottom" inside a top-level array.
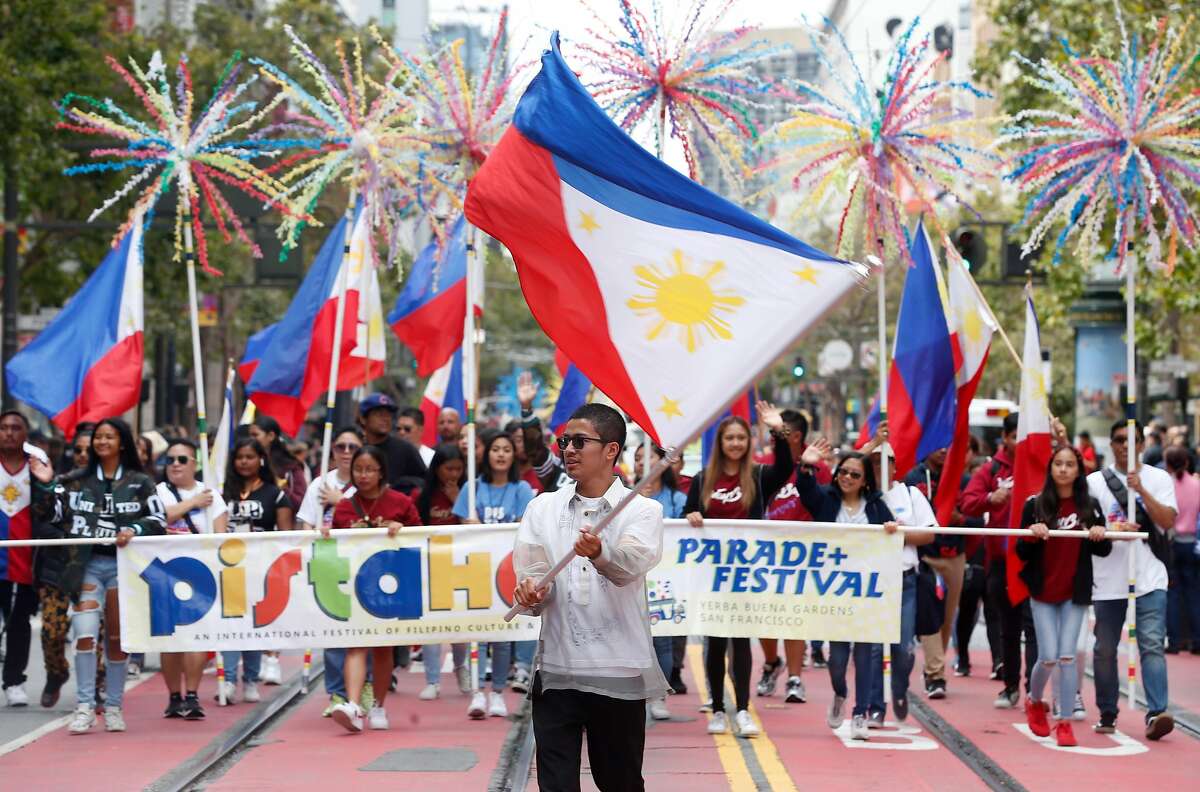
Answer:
[{"left": 359, "top": 393, "right": 399, "bottom": 415}]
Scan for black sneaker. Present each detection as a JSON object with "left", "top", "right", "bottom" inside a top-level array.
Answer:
[
  {"left": 989, "top": 663, "right": 1003, "bottom": 681},
  {"left": 926, "top": 679, "right": 947, "bottom": 699},
  {"left": 181, "top": 694, "right": 206, "bottom": 720},
  {"left": 894, "top": 696, "right": 909, "bottom": 722},
  {"left": 1145, "top": 711, "right": 1175, "bottom": 741},
  {"left": 41, "top": 673, "right": 69, "bottom": 709},
  {"left": 953, "top": 660, "right": 970, "bottom": 677},
  {"left": 811, "top": 646, "right": 827, "bottom": 669},
  {"left": 669, "top": 670, "right": 687, "bottom": 695},
  {"left": 1093, "top": 713, "right": 1116, "bottom": 734},
  {"left": 164, "top": 695, "right": 185, "bottom": 718}
]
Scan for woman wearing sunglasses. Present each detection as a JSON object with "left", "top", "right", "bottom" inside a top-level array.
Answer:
[
  {"left": 797, "top": 437, "right": 898, "bottom": 742},
  {"left": 454, "top": 432, "right": 535, "bottom": 720},
  {"left": 155, "top": 438, "right": 228, "bottom": 721},
  {"left": 295, "top": 426, "right": 363, "bottom": 718},
  {"left": 683, "top": 401, "right": 793, "bottom": 739}
]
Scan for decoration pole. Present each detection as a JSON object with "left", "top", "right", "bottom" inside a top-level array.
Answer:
[
  {"left": 182, "top": 213, "right": 211, "bottom": 488},
  {"left": 464, "top": 225, "right": 481, "bottom": 695},
  {"left": 874, "top": 253, "right": 891, "bottom": 705},
  {"left": 318, "top": 204, "right": 356, "bottom": 480},
  {"left": 1124, "top": 250, "right": 1139, "bottom": 711}
]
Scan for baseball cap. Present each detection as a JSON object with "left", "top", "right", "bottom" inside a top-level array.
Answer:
[{"left": 359, "top": 393, "right": 399, "bottom": 414}]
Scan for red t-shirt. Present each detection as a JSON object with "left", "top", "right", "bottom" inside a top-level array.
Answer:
[
  {"left": 767, "top": 451, "right": 832, "bottom": 522},
  {"left": 521, "top": 467, "right": 543, "bottom": 495},
  {"left": 1040, "top": 497, "right": 1082, "bottom": 603},
  {"left": 705, "top": 472, "right": 749, "bottom": 519},
  {"left": 332, "top": 487, "right": 421, "bottom": 530},
  {"left": 427, "top": 488, "right": 459, "bottom": 526}
]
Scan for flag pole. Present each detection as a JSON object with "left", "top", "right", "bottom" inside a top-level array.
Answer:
[
  {"left": 643, "top": 93, "right": 665, "bottom": 480},
  {"left": 464, "top": 224, "right": 482, "bottom": 695},
  {"left": 182, "top": 211, "right": 210, "bottom": 486},
  {"left": 318, "top": 203, "right": 356, "bottom": 481},
  {"left": 208, "top": 360, "right": 236, "bottom": 491},
  {"left": 872, "top": 250, "right": 893, "bottom": 706},
  {"left": 1124, "top": 246, "right": 1139, "bottom": 711}
]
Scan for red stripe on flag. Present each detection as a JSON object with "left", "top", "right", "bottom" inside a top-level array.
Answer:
[
  {"left": 934, "top": 350, "right": 989, "bottom": 525},
  {"left": 53, "top": 332, "right": 144, "bottom": 439},
  {"left": 886, "top": 366, "right": 921, "bottom": 478}
]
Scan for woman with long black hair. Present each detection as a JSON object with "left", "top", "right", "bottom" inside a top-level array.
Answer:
[
  {"left": 220, "top": 438, "right": 294, "bottom": 703},
  {"left": 683, "top": 401, "right": 792, "bottom": 739},
  {"left": 1017, "top": 445, "right": 1111, "bottom": 747},
  {"left": 249, "top": 414, "right": 308, "bottom": 509},
  {"left": 797, "top": 438, "right": 897, "bottom": 742},
  {"left": 29, "top": 418, "right": 165, "bottom": 735}
]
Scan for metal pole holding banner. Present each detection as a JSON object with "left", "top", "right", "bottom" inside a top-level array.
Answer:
[
  {"left": 318, "top": 204, "right": 356, "bottom": 480},
  {"left": 1124, "top": 252, "right": 1139, "bottom": 711}
]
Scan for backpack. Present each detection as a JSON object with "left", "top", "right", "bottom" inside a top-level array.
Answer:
[{"left": 1101, "top": 469, "right": 1173, "bottom": 567}]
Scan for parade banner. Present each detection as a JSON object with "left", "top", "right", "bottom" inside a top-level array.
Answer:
[{"left": 117, "top": 521, "right": 903, "bottom": 652}]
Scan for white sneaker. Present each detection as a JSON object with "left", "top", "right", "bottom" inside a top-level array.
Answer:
[
  {"left": 707, "top": 711, "right": 728, "bottom": 734},
  {"left": 851, "top": 714, "right": 870, "bottom": 741},
  {"left": 827, "top": 695, "right": 846, "bottom": 729},
  {"left": 4, "top": 684, "right": 29, "bottom": 707},
  {"left": 511, "top": 667, "right": 531, "bottom": 694},
  {"left": 331, "top": 701, "right": 363, "bottom": 733},
  {"left": 419, "top": 683, "right": 440, "bottom": 701},
  {"left": 368, "top": 706, "right": 389, "bottom": 730},
  {"left": 260, "top": 656, "right": 282, "bottom": 685},
  {"left": 649, "top": 696, "right": 671, "bottom": 720},
  {"left": 455, "top": 665, "right": 471, "bottom": 694},
  {"left": 734, "top": 710, "right": 759, "bottom": 738},
  {"left": 68, "top": 704, "right": 96, "bottom": 735},
  {"left": 487, "top": 691, "right": 508, "bottom": 717},
  {"left": 214, "top": 681, "right": 237, "bottom": 705},
  {"left": 242, "top": 682, "right": 261, "bottom": 703},
  {"left": 784, "top": 676, "right": 806, "bottom": 704},
  {"left": 104, "top": 707, "right": 126, "bottom": 732},
  {"left": 1072, "top": 693, "right": 1087, "bottom": 721},
  {"left": 467, "top": 691, "right": 487, "bottom": 720}
]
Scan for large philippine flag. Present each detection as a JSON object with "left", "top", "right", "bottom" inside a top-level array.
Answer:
[
  {"left": 6, "top": 218, "right": 144, "bottom": 438},
  {"left": 247, "top": 201, "right": 374, "bottom": 436},
  {"left": 1007, "top": 289, "right": 1052, "bottom": 604},
  {"left": 548, "top": 349, "right": 592, "bottom": 433},
  {"left": 465, "top": 35, "right": 862, "bottom": 448},
  {"left": 933, "top": 254, "right": 997, "bottom": 525},
  {"left": 420, "top": 349, "right": 465, "bottom": 448},
  {"left": 388, "top": 215, "right": 469, "bottom": 376}
]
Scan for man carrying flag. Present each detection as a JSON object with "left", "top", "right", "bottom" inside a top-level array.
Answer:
[{"left": 466, "top": 34, "right": 862, "bottom": 789}]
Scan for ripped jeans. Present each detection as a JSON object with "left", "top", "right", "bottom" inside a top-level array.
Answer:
[
  {"left": 71, "top": 555, "right": 127, "bottom": 709},
  {"left": 1028, "top": 598, "right": 1087, "bottom": 713}
]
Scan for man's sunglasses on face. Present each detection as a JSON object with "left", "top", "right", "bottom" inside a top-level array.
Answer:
[{"left": 556, "top": 434, "right": 605, "bottom": 451}]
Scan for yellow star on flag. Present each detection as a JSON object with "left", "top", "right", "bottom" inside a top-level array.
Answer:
[
  {"left": 578, "top": 211, "right": 600, "bottom": 234},
  {"left": 793, "top": 265, "right": 819, "bottom": 285},
  {"left": 658, "top": 395, "right": 683, "bottom": 419}
]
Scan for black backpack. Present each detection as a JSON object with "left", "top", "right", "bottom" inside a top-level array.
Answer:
[{"left": 1101, "top": 469, "right": 1173, "bottom": 567}]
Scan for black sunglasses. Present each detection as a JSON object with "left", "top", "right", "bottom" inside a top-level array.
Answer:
[
  {"left": 334, "top": 442, "right": 362, "bottom": 453},
  {"left": 556, "top": 434, "right": 605, "bottom": 451},
  {"left": 837, "top": 468, "right": 864, "bottom": 480},
  {"left": 167, "top": 455, "right": 195, "bottom": 466}
]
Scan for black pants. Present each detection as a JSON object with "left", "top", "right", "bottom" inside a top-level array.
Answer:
[
  {"left": 705, "top": 636, "right": 751, "bottom": 713},
  {"left": 985, "top": 562, "right": 1037, "bottom": 692},
  {"left": 0, "top": 581, "right": 37, "bottom": 688},
  {"left": 956, "top": 563, "right": 1001, "bottom": 671},
  {"left": 531, "top": 673, "right": 646, "bottom": 792}
]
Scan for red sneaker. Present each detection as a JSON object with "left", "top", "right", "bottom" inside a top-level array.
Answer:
[
  {"left": 1025, "top": 699, "right": 1050, "bottom": 737},
  {"left": 1055, "top": 720, "right": 1077, "bottom": 747}
]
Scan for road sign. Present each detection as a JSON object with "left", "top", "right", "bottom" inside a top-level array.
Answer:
[{"left": 1149, "top": 356, "right": 1200, "bottom": 375}]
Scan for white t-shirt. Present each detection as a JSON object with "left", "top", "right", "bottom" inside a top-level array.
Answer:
[
  {"left": 836, "top": 501, "right": 867, "bottom": 524},
  {"left": 296, "top": 470, "right": 356, "bottom": 530},
  {"left": 882, "top": 482, "right": 936, "bottom": 571},
  {"left": 156, "top": 481, "right": 228, "bottom": 534},
  {"left": 418, "top": 444, "right": 435, "bottom": 466},
  {"left": 1087, "top": 464, "right": 1178, "bottom": 600}
]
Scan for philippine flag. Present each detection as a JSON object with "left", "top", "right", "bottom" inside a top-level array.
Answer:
[
  {"left": 246, "top": 201, "right": 380, "bottom": 436},
  {"left": 548, "top": 349, "right": 592, "bottom": 433},
  {"left": 207, "top": 373, "right": 236, "bottom": 492},
  {"left": 701, "top": 389, "right": 758, "bottom": 469},
  {"left": 933, "top": 253, "right": 997, "bottom": 525},
  {"left": 884, "top": 221, "right": 959, "bottom": 478},
  {"left": 238, "top": 323, "right": 277, "bottom": 385},
  {"left": 5, "top": 219, "right": 144, "bottom": 438},
  {"left": 465, "top": 35, "right": 861, "bottom": 449},
  {"left": 420, "top": 349, "right": 465, "bottom": 449},
  {"left": 1007, "top": 289, "right": 1052, "bottom": 604},
  {"left": 388, "top": 215, "right": 469, "bottom": 376}
]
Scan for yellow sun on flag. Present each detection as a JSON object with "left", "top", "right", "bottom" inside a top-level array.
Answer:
[{"left": 626, "top": 249, "right": 745, "bottom": 353}]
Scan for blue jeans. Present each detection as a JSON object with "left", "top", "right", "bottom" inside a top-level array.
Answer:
[
  {"left": 869, "top": 570, "right": 917, "bottom": 715},
  {"left": 653, "top": 636, "right": 673, "bottom": 681},
  {"left": 514, "top": 640, "right": 537, "bottom": 671},
  {"left": 422, "top": 643, "right": 468, "bottom": 685},
  {"left": 484, "top": 642, "right": 512, "bottom": 691},
  {"left": 1029, "top": 599, "right": 1086, "bottom": 709},
  {"left": 324, "top": 648, "right": 346, "bottom": 698},
  {"left": 828, "top": 642, "right": 875, "bottom": 717},
  {"left": 1094, "top": 590, "right": 1169, "bottom": 717},
  {"left": 72, "top": 556, "right": 127, "bottom": 709},
  {"left": 1168, "top": 540, "right": 1200, "bottom": 647},
  {"left": 222, "top": 650, "right": 262, "bottom": 684}
]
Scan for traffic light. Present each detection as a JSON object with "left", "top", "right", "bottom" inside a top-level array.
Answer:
[
  {"left": 792, "top": 357, "right": 806, "bottom": 378},
  {"left": 953, "top": 227, "right": 987, "bottom": 272}
]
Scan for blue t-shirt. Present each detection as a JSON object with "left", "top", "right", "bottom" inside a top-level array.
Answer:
[
  {"left": 649, "top": 487, "right": 686, "bottom": 519},
  {"left": 452, "top": 478, "right": 535, "bottom": 524}
]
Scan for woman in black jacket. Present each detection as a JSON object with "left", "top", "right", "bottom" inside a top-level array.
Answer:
[
  {"left": 797, "top": 438, "right": 897, "bottom": 742},
  {"left": 30, "top": 418, "right": 165, "bottom": 735},
  {"left": 1016, "top": 445, "right": 1111, "bottom": 748},
  {"left": 683, "top": 401, "right": 791, "bottom": 740}
]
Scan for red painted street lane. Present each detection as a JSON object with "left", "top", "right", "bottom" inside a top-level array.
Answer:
[{"left": 0, "top": 655, "right": 304, "bottom": 792}]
